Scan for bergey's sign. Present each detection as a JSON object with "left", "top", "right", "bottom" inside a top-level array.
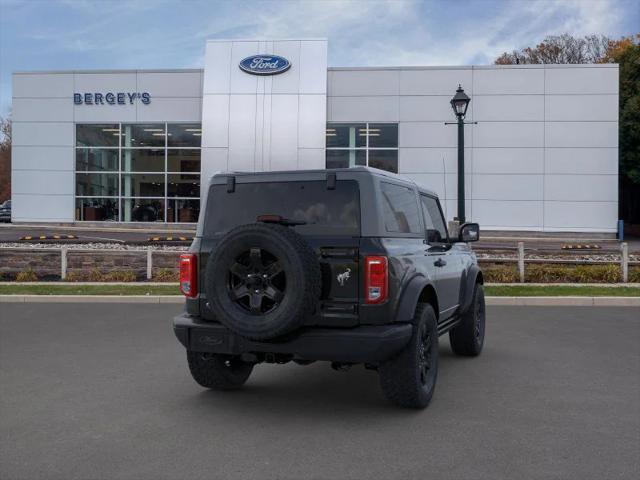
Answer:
[
  {"left": 74, "top": 92, "right": 151, "bottom": 105},
  {"left": 239, "top": 55, "right": 291, "bottom": 75}
]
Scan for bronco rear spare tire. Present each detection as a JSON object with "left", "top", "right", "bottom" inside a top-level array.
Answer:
[{"left": 205, "top": 223, "right": 321, "bottom": 340}]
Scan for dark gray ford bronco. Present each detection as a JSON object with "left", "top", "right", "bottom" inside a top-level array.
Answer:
[{"left": 173, "top": 167, "right": 485, "bottom": 408}]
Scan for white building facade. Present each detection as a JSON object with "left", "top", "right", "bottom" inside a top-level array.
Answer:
[{"left": 11, "top": 39, "right": 619, "bottom": 232}]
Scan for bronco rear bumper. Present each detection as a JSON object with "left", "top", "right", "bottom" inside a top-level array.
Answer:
[{"left": 173, "top": 314, "right": 413, "bottom": 364}]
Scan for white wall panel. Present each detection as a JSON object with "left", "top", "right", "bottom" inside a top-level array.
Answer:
[
  {"left": 473, "top": 148, "right": 544, "bottom": 174},
  {"left": 473, "top": 67, "right": 544, "bottom": 95},
  {"left": 298, "top": 148, "right": 325, "bottom": 170},
  {"left": 229, "top": 41, "right": 260, "bottom": 94},
  {"left": 545, "top": 94, "right": 618, "bottom": 121},
  {"left": 203, "top": 42, "right": 232, "bottom": 94},
  {"left": 545, "top": 148, "right": 617, "bottom": 175},
  {"left": 13, "top": 73, "right": 74, "bottom": 98},
  {"left": 472, "top": 174, "right": 543, "bottom": 201},
  {"left": 271, "top": 41, "right": 301, "bottom": 94},
  {"left": 399, "top": 96, "right": 461, "bottom": 122},
  {"left": 400, "top": 122, "right": 472, "bottom": 148},
  {"left": 201, "top": 95, "right": 229, "bottom": 148},
  {"left": 473, "top": 200, "right": 543, "bottom": 229},
  {"left": 329, "top": 70, "right": 399, "bottom": 96},
  {"left": 329, "top": 96, "right": 398, "bottom": 122},
  {"left": 475, "top": 122, "right": 544, "bottom": 148},
  {"left": 12, "top": 170, "right": 73, "bottom": 195},
  {"left": 13, "top": 98, "right": 73, "bottom": 122},
  {"left": 137, "top": 71, "right": 202, "bottom": 97},
  {"left": 74, "top": 103, "right": 136, "bottom": 122},
  {"left": 228, "top": 95, "right": 258, "bottom": 171},
  {"left": 544, "top": 201, "right": 617, "bottom": 231},
  {"left": 399, "top": 69, "right": 472, "bottom": 96},
  {"left": 200, "top": 148, "right": 228, "bottom": 206},
  {"left": 299, "top": 41, "right": 328, "bottom": 94},
  {"left": 12, "top": 146, "right": 74, "bottom": 171},
  {"left": 136, "top": 97, "right": 201, "bottom": 122},
  {"left": 12, "top": 122, "right": 73, "bottom": 146},
  {"left": 545, "top": 66, "right": 618, "bottom": 95},
  {"left": 473, "top": 95, "right": 544, "bottom": 122},
  {"left": 545, "top": 174, "right": 617, "bottom": 202},
  {"left": 12, "top": 194, "right": 74, "bottom": 222},
  {"left": 74, "top": 73, "right": 136, "bottom": 92},
  {"left": 399, "top": 147, "right": 471, "bottom": 173},
  {"left": 298, "top": 95, "right": 326, "bottom": 149},
  {"left": 269, "top": 95, "right": 299, "bottom": 170},
  {"left": 545, "top": 122, "right": 617, "bottom": 148}
]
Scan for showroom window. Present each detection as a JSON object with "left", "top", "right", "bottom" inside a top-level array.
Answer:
[
  {"left": 325, "top": 123, "right": 398, "bottom": 173},
  {"left": 74, "top": 123, "right": 201, "bottom": 222}
]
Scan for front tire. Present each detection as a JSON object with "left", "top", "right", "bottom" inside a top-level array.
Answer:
[
  {"left": 187, "top": 351, "right": 254, "bottom": 390},
  {"left": 378, "top": 304, "right": 439, "bottom": 409},
  {"left": 449, "top": 283, "right": 486, "bottom": 356}
]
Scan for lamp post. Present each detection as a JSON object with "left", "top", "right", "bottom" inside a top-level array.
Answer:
[{"left": 449, "top": 85, "right": 471, "bottom": 224}]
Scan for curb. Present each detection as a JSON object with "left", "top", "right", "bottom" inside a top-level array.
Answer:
[
  {"left": 0, "top": 295, "right": 639, "bottom": 306},
  {"left": 0, "top": 295, "right": 183, "bottom": 304}
]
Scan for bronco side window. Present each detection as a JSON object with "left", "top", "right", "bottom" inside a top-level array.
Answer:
[
  {"left": 380, "top": 182, "right": 422, "bottom": 234},
  {"left": 420, "top": 194, "right": 449, "bottom": 244}
]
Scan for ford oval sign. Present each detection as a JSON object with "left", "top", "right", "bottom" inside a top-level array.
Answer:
[{"left": 239, "top": 55, "right": 291, "bottom": 76}]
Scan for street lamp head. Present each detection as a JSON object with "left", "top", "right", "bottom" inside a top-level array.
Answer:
[{"left": 450, "top": 84, "right": 470, "bottom": 119}]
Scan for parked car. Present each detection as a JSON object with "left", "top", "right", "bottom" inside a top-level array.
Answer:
[
  {"left": 0, "top": 200, "right": 11, "bottom": 222},
  {"left": 173, "top": 167, "right": 484, "bottom": 408}
]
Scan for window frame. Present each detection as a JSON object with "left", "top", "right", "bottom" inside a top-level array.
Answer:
[
  {"left": 325, "top": 122, "right": 398, "bottom": 173},
  {"left": 379, "top": 181, "right": 424, "bottom": 238},
  {"left": 74, "top": 122, "right": 201, "bottom": 223},
  {"left": 419, "top": 192, "right": 450, "bottom": 245}
]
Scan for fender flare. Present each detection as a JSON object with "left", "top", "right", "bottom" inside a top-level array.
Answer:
[
  {"left": 458, "top": 264, "right": 483, "bottom": 315},
  {"left": 395, "top": 275, "right": 438, "bottom": 324}
]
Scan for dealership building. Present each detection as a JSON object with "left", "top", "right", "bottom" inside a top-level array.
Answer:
[{"left": 11, "top": 39, "right": 619, "bottom": 232}]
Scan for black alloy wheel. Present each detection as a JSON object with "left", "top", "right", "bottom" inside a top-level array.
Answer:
[{"left": 227, "top": 247, "right": 286, "bottom": 315}]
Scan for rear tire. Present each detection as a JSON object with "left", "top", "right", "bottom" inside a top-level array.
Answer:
[
  {"left": 449, "top": 283, "right": 486, "bottom": 356},
  {"left": 378, "top": 304, "right": 438, "bottom": 409},
  {"left": 187, "top": 351, "right": 254, "bottom": 390}
]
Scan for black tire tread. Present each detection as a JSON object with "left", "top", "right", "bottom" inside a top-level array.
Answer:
[
  {"left": 449, "top": 283, "right": 485, "bottom": 356},
  {"left": 379, "top": 303, "right": 438, "bottom": 409}
]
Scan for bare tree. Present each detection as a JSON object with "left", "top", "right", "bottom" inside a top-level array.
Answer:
[
  {"left": 495, "top": 34, "right": 610, "bottom": 64},
  {"left": 0, "top": 116, "right": 11, "bottom": 202}
]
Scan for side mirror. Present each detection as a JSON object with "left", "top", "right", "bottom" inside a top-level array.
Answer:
[{"left": 458, "top": 222, "right": 480, "bottom": 242}]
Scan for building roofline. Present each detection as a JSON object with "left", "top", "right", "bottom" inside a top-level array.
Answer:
[
  {"left": 328, "top": 63, "right": 618, "bottom": 71},
  {"left": 13, "top": 68, "right": 204, "bottom": 75}
]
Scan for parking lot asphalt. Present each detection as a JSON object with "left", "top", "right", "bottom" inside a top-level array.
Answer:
[{"left": 1, "top": 304, "right": 639, "bottom": 480}]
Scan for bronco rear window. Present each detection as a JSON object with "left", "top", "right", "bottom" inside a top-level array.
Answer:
[{"left": 205, "top": 180, "right": 360, "bottom": 236}]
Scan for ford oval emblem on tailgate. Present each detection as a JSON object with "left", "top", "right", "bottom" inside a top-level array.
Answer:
[{"left": 239, "top": 55, "right": 291, "bottom": 75}]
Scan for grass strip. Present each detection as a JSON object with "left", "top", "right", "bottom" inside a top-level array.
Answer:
[
  {"left": 0, "top": 284, "right": 639, "bottom": 297},
  {"left": 484, "top": 285, "right": 640, "bottom": 297},
  {"left": 0, "top": 284, "right": 180, "bottom": 296}
]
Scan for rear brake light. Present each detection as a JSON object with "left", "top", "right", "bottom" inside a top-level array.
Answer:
[
  {"left": 365, "top": 256, "right": 388, "bottom": 304},
  {"left": 179, "top": 254, "right": 197, "bottom": 298}
]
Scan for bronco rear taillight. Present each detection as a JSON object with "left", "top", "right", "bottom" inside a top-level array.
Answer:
[
  {"left": 365, "top": 256, "right": 388, "bottom": 304},
  {"left": 179, "top": 254, "right": 197, "bottom": 298}
]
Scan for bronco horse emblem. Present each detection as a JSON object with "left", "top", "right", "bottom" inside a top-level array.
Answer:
[{"left": 337, "top": 268, "right": 351, "bottom": 286}]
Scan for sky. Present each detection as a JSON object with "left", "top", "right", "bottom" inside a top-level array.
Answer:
[{"left": 0, "top": 0, "right": 638, "bottom": 115}]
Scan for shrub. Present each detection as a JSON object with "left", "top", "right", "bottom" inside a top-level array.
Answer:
[
  {"left": 478, "top": 263, "right": 519, "bottom": 283},
  {"left": 526, "top": 264, "right": 620, "bottom": 283},
  {"left": 629, "top": 266, "right": 640, "bottom": 283},
  {"left": 64, "top": 271, "right": 84, "bottom": 282},
  {"left": 15, "top": 269, "right": 38, "bottom": 282},
  {"left": 105, "top": 270, "right": 138, "bottom": 282},
  {"left": 154, "top": 268, "right": 179, "bottom": 282}
]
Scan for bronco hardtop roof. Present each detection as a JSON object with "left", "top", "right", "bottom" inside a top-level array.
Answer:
[{"left": 209, "top": 166, "right": 438, "bottom": 198}]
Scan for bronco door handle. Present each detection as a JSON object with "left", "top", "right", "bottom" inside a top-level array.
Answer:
[{"left": 433, "top": 258, "right": 447, "bottom": 267}]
